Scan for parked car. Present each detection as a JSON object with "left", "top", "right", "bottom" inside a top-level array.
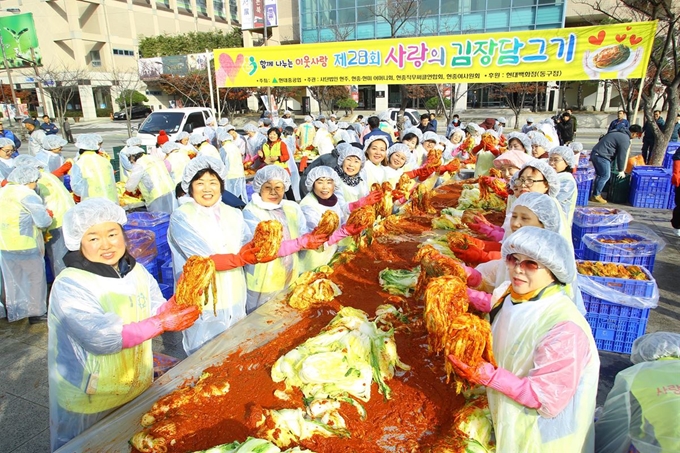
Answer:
[
  {"left": 113, "top": 105, "right": 152, "bottom": 120},
  {"left": 135, "top": 107, "right": 216, "bottom": 147},
  {"left": 378, "top": 108, "right": 421, "bottom": 128}
]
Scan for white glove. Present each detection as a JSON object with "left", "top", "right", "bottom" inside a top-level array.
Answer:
[{"left": 617, "top": 171, "right": 626, "bottom": 179}]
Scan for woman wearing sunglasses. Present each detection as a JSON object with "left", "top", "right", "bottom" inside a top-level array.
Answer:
[{"left": 449, "top": 226, "right": 599, "bottom": 453}]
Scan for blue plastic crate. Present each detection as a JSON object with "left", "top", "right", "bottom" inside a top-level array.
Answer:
[
  {"left": 662, "top": 142, "right": 680, "bottom": 169},
  {"left": 667, "top": 185, "right": 677, "bottom": 210},
  {"left": 161, "top": 259, "right": 174, "bottom": 286},
  {"left": 158, "top": 283, "right": 173, "bottom": 300},
  {"left": 629, "top": 167, "right": 672, "bottom": 208},
  {"left": 582, "top": 233, "right": 658, "bottom": 272},
  {"left": 583, "top": 300, "right": 649, "bottom": 354},
  {"left": 124, "top": 211, "right": 170, "bottom": 244},
  {"left": 139, "top": 256, "right": 159, "bottom": 280},
  {"left": 577, "top": 261, "right": 655, "bottom": 298},
  {"left": 571, "top": 207, "right": 630, "bottom": 253},
  {"left": 576, "top": 179, "right": 593, "bottom": 206}
]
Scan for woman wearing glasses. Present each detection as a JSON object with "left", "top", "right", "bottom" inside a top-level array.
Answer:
[
  {"left": 548, "top": 146, "right": 578, "bottom": 225},
  {"left": 449, "top": 227, "right": 599, "bottom": 453}
]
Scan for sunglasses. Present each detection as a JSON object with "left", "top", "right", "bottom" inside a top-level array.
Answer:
[{"left": 505, "top": 254, "right": 543, "bottom": 272}]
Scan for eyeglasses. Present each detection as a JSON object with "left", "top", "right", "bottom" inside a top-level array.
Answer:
[
  {"left": 515, "top": 177, "right": 546, "bottom": 187},
  {"left": 263, "top": 185, "right": 285, "bottom": 194},
  {"left": 548, "top": 157, "right": 564, "bottom": 164},
  {"left": 505, "top": 254, "right": 543, "bottom": 272}
]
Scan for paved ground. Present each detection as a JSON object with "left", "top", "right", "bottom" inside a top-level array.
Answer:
[{"left": 0, "top": 117, "right": 677, "bottom": 452}]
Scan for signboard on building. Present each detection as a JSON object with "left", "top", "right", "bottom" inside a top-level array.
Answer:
[
  {"left": 138, "top": 53, "right": 209, "bottom": 80},
  {"left": 0, "top": 13, "right": 41, "bottom": 69},
  {"left": 241, "top": 0, "right": 277, "bottom": 30},
  {"left": 214, "top": 21, "right": 657, "bottom": 87}
]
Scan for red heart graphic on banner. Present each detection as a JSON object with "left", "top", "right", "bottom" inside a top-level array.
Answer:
[
  {"left": 589, "top": 30, "right": 606, "bottom": 45},
  {"left": 630, "top": 34, "right": 642, "bottom": 45},
  {"left": 615, "top": 34, "right": 626, "bottom": 43},
  {"left": 626, "top": 26, "right": 632, "bottom": 31},
  {"left": 219, "top": 53, "right": 244, "bottom": 83}
]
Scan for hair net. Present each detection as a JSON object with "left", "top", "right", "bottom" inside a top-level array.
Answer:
[
  {"left": 161, "top": 142, "right": 181, "bottom": 154},
  {"left": 631, "top": 332, "right": 680, "bottom": 364},
  {"left": 363, "top": 134, "right": 390, "bottom": 151},
  {"left": 14, "top": 155, "right": 44, "bottom": 169},
  {"left": 388, "top": 143, "right": 410, "bottom": 159},
  {"left": 216, "top": 129, "right": 232, "bottom": 142},
  {"left": 190, "top": 132, "right": 207, "bottom": 145},
  {"left": 422, "top": 131, "right": 439, "bottom": 143},
  {"left": 506, "top": 132, "right": 532, "bottom": 152},
  {"left": 63, "top": 198, "right": 127, "bottom": 251},
  {"left": 502, "top": 226, "right": 576, "bottom": 285},
  {"left": 304, "top": 115, "right": 313, "bottom": 122},
  {"left": 225, "top": 124, "right": 236, "bottom": 132},
  {"left": 403, "top": 127, "right": 422, "bottom": 141},
  {"left": 175, "top": 131, "right": 190, "bottom": 142},
  {"left": 518, "top": 159, "right": 560, "bottom": 198},
  {"left": 530, "top": 133, "right": 551, "bottom": 150},
  {"left": 243, "top": 123, "right": 258, "bottom": 133},
  {"left": 327, "top": 122, "right": 338, "bottom": 133},
  {"left": 283, "top": 110, "right": 291, "bottom": 116},
  {"left": 493, "top": 149, "right": 533, "bottom": 169},
  {"left": 120, "top": 145, "right": 146, "bottom": 156},
  {"left": 337, "top": 142, "right": 365, "bottom": 167},
  {"left": 317, "top": 114, "right": 326, "bottom": 120},
  {"left": 313, "top": 121, "right": 325, "bottom": 129},
  {"left": 7, "top": 165, "right": 40, "bottom": 185},
  {"left": 0, "top": 137, "right": 14, "bottom": 148},
  {"left": 569, "top": 142, "right": 584, "bottom": 152},
  {"left": 465, "top": 124, "right": 477, "bottom": 135},
  {"left": 263, "top": 118, "right": 272, "bottom": 126},
  {"left": 125, "top": 137, "right": 142, "bottom": 147},
  {"left": 526, "top": 117, "right": 534, "bottom": 123},
  {"left": 337, "top": 122, "right": 349, "bottom": 129},
  {"left": 42, "top": 135, "right": 67, "bottom": 150},
  {"left": 75, "top": 134, "right": 100, "bottom": 151},
  {"left": 549, "top": 145, "right": 577, "bottom": 168},
  {"left": 252, "top": 165, "right": 291, "bottom": 193},
  {"left": 512, "top": 192, "right": 562, "bottom": 233},
  {"left": 181, "top": 155, "right": 227, "bottom": 193},
  {"left": 305, "top": 165, "right": 342, "bottom": 192},
  {"left": 218, "top": 118, "right": 229, "bottom": 126},
  {"left": 93, "top": 134, "right": 103, "bottom": 144},
  {"left": 497, "top": 117, "right": 507, "bottom": 124},
  {"left": 449, "top": 128, "right": 464, "bottom": 140},
  {"left": 330, "top": 113, "right": 337, "bottom": 118}
]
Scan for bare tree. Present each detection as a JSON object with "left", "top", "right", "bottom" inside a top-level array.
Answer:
[
  {"left": 367, "top": 0, "right": 423, "bottom": 132},
  {"left": 26, "top": 64, "right": 88, "bottom": 136},
  {"left": 574, "top": 0, "right": 680, "bottom": 165},
  {"left": 106, "top": 68, "right": 148, "bottom": 138},
  {"left": 494, "top": 83, "right": 543, "bottom": 128}
]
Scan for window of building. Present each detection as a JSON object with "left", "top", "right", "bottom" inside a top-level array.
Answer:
[
  {"left": 113, "top": 49, "right": 135, "bottom": 56},
  {"left": 197, "top": 0, "right": 208, "bottom": 16},
  {"left": 462, "top": 12, "right": 484, "bottom": 31},
  {"left": 337, "top": 8, "right": 355, "bottom": 25},
  {"left": 155, "top": 0, "right": 170, "bottom": 8},
  {"left": 302, "top": 13, "right": 317, "bottom": 29},
  {"left": 488, "top": 0, "right": 512, "bottom": 9},
  {"left": 511, "top": 7, "right": 535, "bottom": 26},
  {"left": 356, "top": 22, "right": 375, "bottom": 39},
  {"left": 177, "top": 0, "right": 191, "bottom": 12},
  {"left": 356, "top": 7, "right": 373, "bottom": 22},
  {"left": 441, "top": 0, "right": 461, "bottom": 14},
  {"left": 338, "top": 0, "right": 355, "bottom": 7},
  {"left": 536, "top": 4, "right": 561, "bottom": 24},
  {"left": 214, "top": 0, "right": 227, "bottom": 19},
  {"left": 486, "top": 10, "right": 509, "bottom": 28},
  {"left": 513, "top": 0, "right": 536, "bottom": 6},
  {"left": 421, "top": 0, "right": 439, "bottom": 14},
  {"left": 90, "top": 50, "right": 101, "bottom": 67},
  {"left": 229, "top": 0, "right": 239, "bottom": 22}
]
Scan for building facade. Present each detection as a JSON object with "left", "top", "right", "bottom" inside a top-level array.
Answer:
[{"left": 0, "top": 0, "right": 238, "bottom": 119}]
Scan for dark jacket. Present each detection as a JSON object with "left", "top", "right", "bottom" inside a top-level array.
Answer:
[
  {"left": 608, "top": 118, "right": 630, "bottom": 132},
  {"left": 556, "top": 119, "right": 575, "bottom": 144},
  {"left": 417, "top": 123, "right": 436, "bottom": 134},
  {"left": 592, "top": 127, "right": 631, "bottom": 173},
  {"left": 671, "top": 122, "right": 680, "bottom": 142},
  {"left": 41, "top": 122, "right": 59, "bottom": 136},
  {"left": 642, "top": 118, "right": 665, "bottom": 144},
  {"left": 0, "top": 129, "right": 21, "bottom": 149},
  {"left": 363, "top": 128, "right": 393, "bottom": 147}
]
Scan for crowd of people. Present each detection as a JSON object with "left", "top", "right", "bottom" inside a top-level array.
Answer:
[{"left": 0, "top": 106, "right": 677, "bottom": 452}]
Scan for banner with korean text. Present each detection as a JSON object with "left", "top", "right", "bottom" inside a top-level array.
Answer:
[{"left": 214, "top": 21, "right": 656, "bottom": 87}]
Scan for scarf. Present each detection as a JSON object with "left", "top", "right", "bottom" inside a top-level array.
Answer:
[
  {"left": 334, "top": 165, "right": 362, "bottom": 187},
  {"left": 316, "top": 193, "right": 338, "bottom": 207}
]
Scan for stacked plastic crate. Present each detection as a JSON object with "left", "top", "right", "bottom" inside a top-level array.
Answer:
[
  {"left": 577, "top": 261, "right": 656, "bottom": 354},
  {"left": 574, "top": 165, "right": 595, "bottom": 206},
  {"left": 581, "top": 231, "right": 661, "bottom": 272},
  {"left": 124, "top": 228, "right": 159, "bottom": 278},
  {"left": 571, "top": 207, "right": 632, "bottom": 259},
  {"left": 123, "top": 212, "right": 171, "bottom": 281},
  {"left": 663, "top": 142, "right": 679, "bottom": 210},
  {"left": 629, "top": 166, "right": 673, "bottom": 209}
]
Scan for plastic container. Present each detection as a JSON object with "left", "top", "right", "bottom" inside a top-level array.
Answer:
[
  {"left": 629, "top": 166, "right": 672, "bottom": 208},
  {"left": 124, "top": 212, "right": 170, "bottom": 260},
  {"left": 571, "top": 207, "right": 631, "bottom": 257},
  {"left": 153, "top": 352, "right": 180, "bottom": 379},
  {"left": 582, "top": 232, "right": 659, "bottom": 272},
  {"left": 584, "top": 299, "right": 649, "bottom": 354},
  {"left": 574, "top": 167, "right": 595, "bottom": 206},
  {"left": 578, "top": 261, "right": 656, "bottom": 298},
  {"left": 158, "top": 283, "right": 173, "bottom": 300},
  {"left": 666, "top": 185, "right": 677, "bottom": 210},
  {"left": 161, "top": 259, "right": 174, "bottom": 286},
  {"left": 62, "top": 175, "right": 71, "bottom": 192},
  {"left": 605, "top": 172, "right": 630, "bottom": 204},
  {"left": 125, "top": 229, "right": 158, "bottom": 264},
  {"left": 662, "top": 141, "right": 680, "bottom": 169},
  {"left": 139, "top": 255, "right": 159, "bottom": 280}
]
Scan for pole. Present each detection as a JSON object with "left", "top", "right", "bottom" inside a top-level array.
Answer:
[
  {"left": 205, "top": 50, "right": 216, "bottom": 117},
  {"left": 264, "top": 22, "right": 271, "bottom": 115},
  {"left": 0, "top": 34, "right": 19, "bottom": 120},
  {"left": 624, "top": 76, "right": 646, "bottom": 164},
  {"left": 30, "top": 48, "right": 47, "bottom": 116}
]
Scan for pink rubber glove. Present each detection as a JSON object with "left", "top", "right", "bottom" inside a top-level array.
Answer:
[
  {"left": 466, "top": 288, "right": 492, "bottom": 313},
  {"left": 448, "top": 356, "right": 541, "bottom": 409},
  {"left": 348, "top": 190, "right": 382, "bottom": 211},
  {"left": 469, "top": 222, "right": 505, "bottom": 242},
  {"left": 326, "top": 226, "right": 349, "bottom": 245},
  {"left": 464, "top": 266, "right": 483, "bottom": 288},
  {"left": 122, "top": 317, "right": 163, "bottom": 348},
  {"left": 277, "top": 233, "right": 327, "bottom": 256}
]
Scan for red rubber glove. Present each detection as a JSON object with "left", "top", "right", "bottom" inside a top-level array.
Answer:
[
  {"left": 300, "top": 232, "right": 328, "bottom": 250},
  {"left": 158, "top": 305, "right": 200, "bottom": 331},
  {"left": 438, "top": 159, "right": 460, "bottom": 174},
  {"left": 46, "top": 209, "right": 54, "bottom": 218},
  {"left": 450, "top": 244, "right": 495, "bottom": 265},
  {"left": 447, "top": 355, "right": 541, "bottom": 409},
  {"left": 210, "top": 242, "right": 260, "bottom": 271},
  {"left": 1, "top": 179, "right": 6, "bottom": 187},
  {"left": 348, "top": 190, "right": 382, "bottom": 211},
  {"left": 52, "top": 160, "right": 73, "bottom": 178},
  {"left": 405, "top": 166, "right": 436, "bottom": 180},
  {"left": 481, "top": 240, "right": 501, "bottom": 252}
]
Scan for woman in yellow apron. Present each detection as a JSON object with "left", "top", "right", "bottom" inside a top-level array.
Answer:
[
  {"left": 449, "top": 227, "right": 599, "bottom": 453},
  {"left": 48, "top": 198, "right": 198, "bottom": 451}
]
